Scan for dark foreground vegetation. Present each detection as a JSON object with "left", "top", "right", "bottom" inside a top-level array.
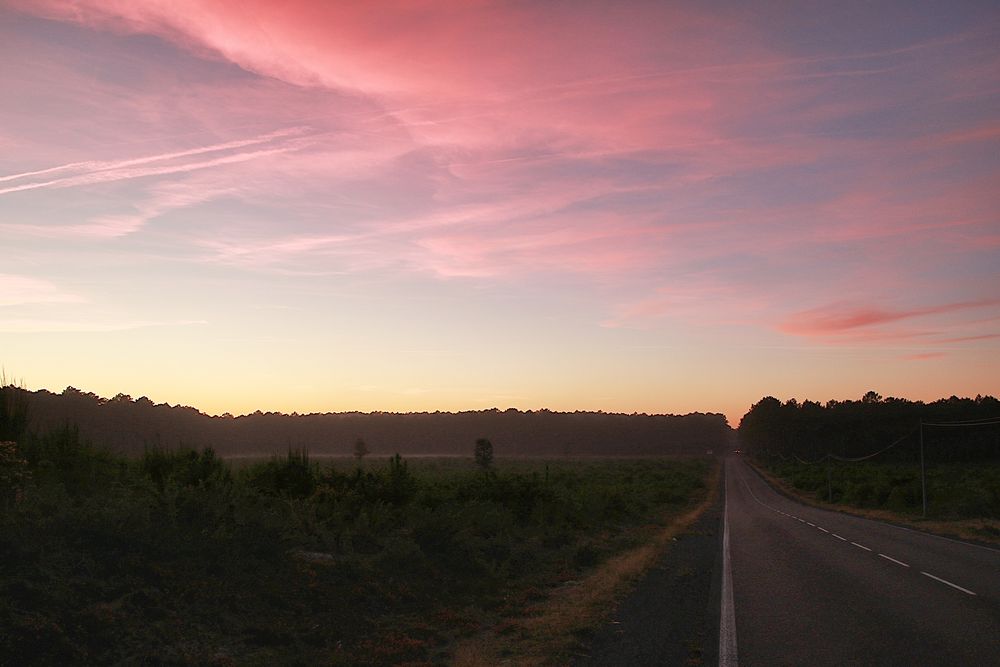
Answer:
[
  {"left": 23, "top": 386, "right": 730, "bottom": 458},
  {"left": 0, "top": 416, "right": 710, "bottom": 664},
  {"left": 740, "top": 392, "right": 1000, "bottom": 524}
]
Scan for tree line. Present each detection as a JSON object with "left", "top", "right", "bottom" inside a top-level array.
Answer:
[
  {"left": 738, "top": 391, "right": 1000, "bottom": 463},
  {"left": 14, "top": 386, "right": 731, "bottom": 458}
]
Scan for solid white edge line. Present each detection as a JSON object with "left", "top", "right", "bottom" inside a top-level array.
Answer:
[
  {"left": 879, "top": 553, "right": 910, "bottom": 567},
  {"left": 921, "top": 571, "right": 977, "bottom": 596},
  {"left": 719, "top": 465, "right": 738, "bottom": 667},
  {"left": 851, "top": 542, "right": 872, "bottom": 551}
]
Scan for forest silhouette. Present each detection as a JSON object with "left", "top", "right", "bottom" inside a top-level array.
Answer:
[
  {"left": 739, "top": 391, "right": 1000, "bottom": 463},
  {"left": 21, "top": 386, "right": 731, "bottom": 458}
]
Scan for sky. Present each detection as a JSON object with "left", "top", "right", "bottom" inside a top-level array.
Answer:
[{"left": 1, "top": 1, "right": 998, "bottom": 426}]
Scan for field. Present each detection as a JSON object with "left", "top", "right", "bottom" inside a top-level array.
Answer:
[
  {"left": 0, "top": 427, "right": 712, "bottom": 665},
  {"left": 758, "top": 458, "right": 1000, "bottom": 541}
]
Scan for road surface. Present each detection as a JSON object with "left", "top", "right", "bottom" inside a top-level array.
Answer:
[{"left": 724, "top": 455, "right": 1000, "bottom": 666}]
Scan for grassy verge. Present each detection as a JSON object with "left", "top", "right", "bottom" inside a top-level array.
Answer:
[
  {"left": 749, "top": 458, "right": 1000, "bottom": 546},
  {"left": 452, "top": 459, "right": 720, "bottom": 666},
  {"left": 0, "top": 427, "right": 714, "bottom": 664}
]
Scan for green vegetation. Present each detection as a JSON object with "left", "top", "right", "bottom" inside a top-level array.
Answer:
[
  {"left": 740, "top": 391, "right": 999, "bottom": 528},
  {"left": 760, "top": 458, "right": 1000, "bottom": 521},
  {"left": 0, "top": 421, "right": 710, "bottom": 664}
]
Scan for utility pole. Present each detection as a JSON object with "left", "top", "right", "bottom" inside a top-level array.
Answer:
[{"left": 919, "top": 419, "right": 927, "bottom": 519}]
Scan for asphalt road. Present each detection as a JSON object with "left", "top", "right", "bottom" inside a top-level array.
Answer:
[{"left": 724, "top": 455, "right": 1000, "bottom": 666}]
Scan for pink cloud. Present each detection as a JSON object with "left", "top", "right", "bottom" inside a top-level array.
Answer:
[
  {"left": 937, "top": 333, "right": 1000, "bottom": 344},
  {"left": 9, "top": 0, "right": 817, "bottom": 166},
  {"left": 413, "top": 211, "right": 664, "bottom": 279},
  {"left": 13, "top": 2, "right": 749, "bottom": 99},
  {"left": 903, "top": 352, "right": 946, "bottom": 361},
  {"left": 779, "top": 300, "right": 1000, "bottom": 341},
  {"left": 601, "top": 278, "right": 765, "bottom": 330}
]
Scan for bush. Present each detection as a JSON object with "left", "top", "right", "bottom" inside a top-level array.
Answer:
[
  {"left": 244, "top": 449, "right": 317, "bottom": 498},
  {"left": 140, "top": 446, "right": 229, "bottom": 490},
  {"left": 19, "top": 425, "right": 125, "bottom": 499},
  {"left": 0, "top": 440, "right": 29, "bottom": 510},
  {"left": 764, "top": 459, "right": 998, "bottom": 519}
]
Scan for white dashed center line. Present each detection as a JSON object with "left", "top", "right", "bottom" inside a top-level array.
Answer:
[
  {"left": 879, "top": 553, "right": 910, "bottom": 567},
  {"left": 921, "top": 572, "right": 977, "bottom": 596},
  {"left": 739, "top": 472, "right": 979, "bottom": 599}
]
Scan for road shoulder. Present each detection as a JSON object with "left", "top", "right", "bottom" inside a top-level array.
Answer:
[{"left": 573, "top": 476, "right": 724, "bottom": 666}]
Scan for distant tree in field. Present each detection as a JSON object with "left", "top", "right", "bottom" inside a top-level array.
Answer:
[
  {"left": 353, "top": 437, "right": 370, "bottom": 461},
  {"left": 474, "top": 438, "right": 493, "bottom": 469}
]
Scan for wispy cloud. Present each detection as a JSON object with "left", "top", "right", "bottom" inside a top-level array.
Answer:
[
  {"left": 779, "top": 300, "right": 1000, "bottom": 342},
  {"left": 903, "top": 352, "right": 946, "bottom": 361},
  {"left": 0, "top": 128, "right": 310, "bottom": 196},
  {"left": 0, "top": 274, "right": 85, "bottom": 307}
]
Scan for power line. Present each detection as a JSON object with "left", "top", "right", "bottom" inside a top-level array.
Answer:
[
  {"left": 792, "top": 427, "right": 917, "bottom": 465},
  {"left": 829, "top": 427, "right": 918, "bottom": 462},
  {"left": 922, "top": 416, "right": 1000, "bottom": 427},
  {"left": 777, "top": 415, "right": 999, "bottom": 519}
]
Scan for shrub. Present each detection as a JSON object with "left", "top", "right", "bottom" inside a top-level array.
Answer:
[
  {"left": 244, "top": 449, "right": 317, "bottom": 498},
  {"left": 140, "top": 446, "right": 229, "bottom": 490},
  {"left": 0, "top": 440, "right": 29, "bottom": 509}
]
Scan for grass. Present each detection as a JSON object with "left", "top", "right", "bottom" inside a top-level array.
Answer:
[
  {"left": 0, "top": 427, "right": 713, "bottom": 665},
  {"left": 452, "top": 461, "right": 720, "bottom": 666},
  {"left": 752, "top": 457, "right": 1000, "bottom": 545}
]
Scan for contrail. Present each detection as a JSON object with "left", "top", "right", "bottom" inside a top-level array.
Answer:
[
  {"left": 0, "top": 127, "right": 309, "bottom": 187},
  {"left": 0, "top": 130, "right": 310, "bottom": 195}
]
